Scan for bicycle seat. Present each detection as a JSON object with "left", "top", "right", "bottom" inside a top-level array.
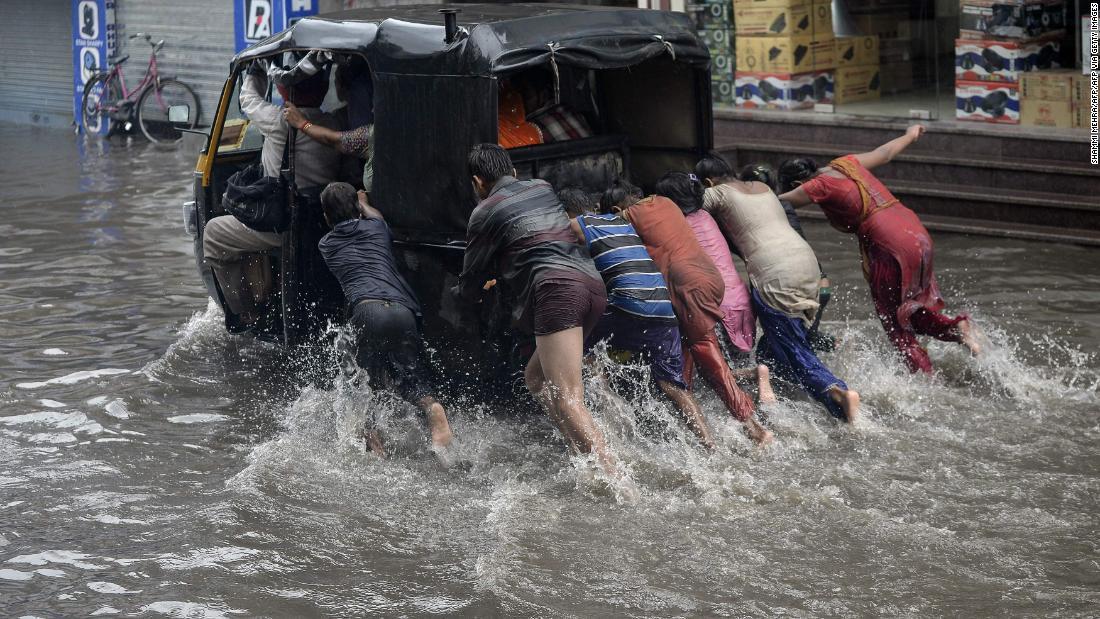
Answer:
[
  {"left": 153, "top": 40, "right": 164, "bottom": 54},
  {"left": 115, "top": 54, "right": 130, "bottom": 65}
]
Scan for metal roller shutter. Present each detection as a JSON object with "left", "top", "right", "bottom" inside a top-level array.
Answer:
[
  {"left": 0, "top": 0, "right": 75, "bottom": 127},
  {"left": 114, "top": 0, "right": 236, "bottom": 129}
]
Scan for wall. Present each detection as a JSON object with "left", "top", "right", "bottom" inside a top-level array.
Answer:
[{"left": 0, "top": 0, "right": 76, "bottom": 126}]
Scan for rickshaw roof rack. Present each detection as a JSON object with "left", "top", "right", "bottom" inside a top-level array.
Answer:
[{"left": 232, "top": 3, "right": 710, "bottom": 77}]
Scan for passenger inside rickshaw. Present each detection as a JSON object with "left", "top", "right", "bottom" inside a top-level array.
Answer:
[
  {"left": 204, "top": 51, "right": 376, "bottom": 337},
  {"left": 283, "top": 54, "right": 376, "bottom": 192}
]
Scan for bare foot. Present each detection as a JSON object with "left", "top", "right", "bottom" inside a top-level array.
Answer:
[
  {"left": 360, "top": 427, "right": 386, "bottom": 458},
  {"left": 835, "top": 388, "right": 860, "bottom": 424},
  {"left": 958, "top": 318, "right": 982, "bottom": 357},
  {"left": 743, "top": 417, "right": 775, "bottom": 445},
  {"left": 756, "top": 365, "right": 778, "bottom": 404}
]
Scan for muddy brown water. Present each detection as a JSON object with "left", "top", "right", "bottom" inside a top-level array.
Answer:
[{"left": 1, "top": 123, "right": 1098, "bottom": 617}]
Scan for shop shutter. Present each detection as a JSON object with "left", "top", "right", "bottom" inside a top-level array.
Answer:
[
  {"left": 114, "top": 0, "right": 236, "bottom": 129},
  {"left": 0, "top": 0, "right": 75, "bottom": 126}
]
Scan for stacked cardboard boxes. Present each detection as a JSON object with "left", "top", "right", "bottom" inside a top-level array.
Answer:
[
  {"left": 689, "top": 0, "right": 737, "bottom": 106},
  {"left": 955, "top": 0, "right": 1068, "bottom": 124},
  {"left": 834, "top": 34, "right": 881, "bottom": 104},
  {"left": 1019, "top": 69, "right": 1086, "bottom": 128},
  {"left": 733, "top": 0, "right": 836, "bottom": 110},
  {"left": 849, "top": 6, "right": 915, "bottom": 95}
]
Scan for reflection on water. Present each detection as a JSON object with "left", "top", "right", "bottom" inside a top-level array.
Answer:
[{"left": 1, "top": 123, "right": 1099, "bottom": 616}]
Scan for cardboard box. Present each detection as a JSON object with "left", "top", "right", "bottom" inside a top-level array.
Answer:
[
  {"left": 733, "top": 0, "right": 810, "bottom": 7},
  {"left": 736, "top": 34, "right": 837, "bottom": 73},
  {"left": 1071, "top": 73, "right": 1087, "bottom": 102},
  {"left": 956, "top": 80, "right": 1020, "bottom": 123},
  {"left": 1020, "top": 98, "right": 1074, "bottom": 127},
  {"left": 811, "top": 0, "right": 833, "bottom": 36},
  {"left": 955, "top": 38, "right": 1062, "bottom": 82},
  {"left": 711, "top": 52, "right": 735, "bottom": 82},
  {"left": 688, "top": 2, "right": 732, "bottom": 31},
  {"left": 698, "top": 27, "right": 734, "bottom": 55},
  {"left": 735, "top": 70, "right": 834, "bottom": 109},
  {"left": 734, "top": 4, "right": 816, "bottom": 35},
  {"left": 959, "top": 0, "right": 1066, "bottom": 41},
  {"left": 1072, "top": 102, "right": 1089, "bottom": 128},
  {"left": 834, "top": 65, "right": 880, "bottom": 103},
  {"left": 836, "top": 35, "right": 880, "bottom": 67},
  {"left": 713, "top": 78, "right": 737, "bottom": 106},
  {"left": 879, "top": 61, "right": 913, "bottom": 93},
  {"left": 852, "top": 12, "right": 910, "bottom": 39},
  {"left": 879, "top": 38, "right": 914, "bottom": 63},
  {"left": 1020, "top": 69, "right": 1076, "bottom": 101}
]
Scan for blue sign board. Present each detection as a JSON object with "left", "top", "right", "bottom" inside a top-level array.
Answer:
[
  {"left": 234, "top": 0, "right": 318, "bottom": 53},
  {"left": 73, "top": 0, "right": 117, "bottom": 134}
]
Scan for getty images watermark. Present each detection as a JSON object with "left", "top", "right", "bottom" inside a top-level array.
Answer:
[{"left": 1092, "top": 4, "right": 1100, "bottom": 164}]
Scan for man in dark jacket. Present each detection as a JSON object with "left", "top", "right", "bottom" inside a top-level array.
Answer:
[
  {"left": 319, "top": 183, "right": 453, "bottom": 454},
  {"left": 454, "top": 144, "right": 632, "bottom": 492}
]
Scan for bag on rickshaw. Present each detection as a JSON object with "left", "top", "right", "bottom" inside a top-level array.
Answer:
[{"left": 222, "top": 163, "right": 288, "bottom": 232}]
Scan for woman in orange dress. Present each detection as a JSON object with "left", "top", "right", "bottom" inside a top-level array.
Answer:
[
  {"left": 605, "top": 179, "right": 773, "bottom": 445},
  {"left": 777, "top": 125, "right": 981, "bottom": 374}
]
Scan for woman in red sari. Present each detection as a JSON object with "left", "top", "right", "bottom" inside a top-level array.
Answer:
[{"left": 777, "top": 125, "right": 981, "bottom": 374}]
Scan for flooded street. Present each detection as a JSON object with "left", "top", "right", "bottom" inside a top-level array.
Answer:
[{"left": 1, "top": 122, "right": 1098, "bottom": 617}]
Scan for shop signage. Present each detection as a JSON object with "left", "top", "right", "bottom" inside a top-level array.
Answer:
[
  {"left": 235, "top": 0, "right": 318, "bottom": 53},
  {"left": 72, "top": 0, "right": 117, "bottom": 134}
]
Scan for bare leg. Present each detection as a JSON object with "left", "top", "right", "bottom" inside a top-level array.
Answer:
[
  {"left": 527, "top": 328, "right": 626, "bottom": 482},
  {"left": 359, "top": 427, "right": 386, "bottom": 458},
  {"left": 958, "top": 318, "right": 983, "bottom": 357},
  {"left": 690, "top": 338, "right": 774, "bottom": 445},
  {"left": 828, "top": 386, "right": 861, "bottom": 423},
  {"left": 756, "top": 365, "right": 777, "bottom": 403},
  {"left": 656, "top": 379, "right": 715, "bottom": 451},
  {"left": 416, "top": 396, "right": 453, "bottom": 449}
]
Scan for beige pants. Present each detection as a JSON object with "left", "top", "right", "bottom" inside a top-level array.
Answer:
[{"left": 202, "top": 215, "right": 281, "bottom": 319}]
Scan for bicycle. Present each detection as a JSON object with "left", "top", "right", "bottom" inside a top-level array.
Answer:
[{"left": 81, "top": 33, "right": 201, "bottom": 144}]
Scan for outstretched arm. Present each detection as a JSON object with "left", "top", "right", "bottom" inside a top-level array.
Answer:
[
  {"left": 283, "top": 102, "right": 343, "bottom": 149},
  {"left": 777, "top": 186, "right": 813, "bottom": 207},
  {"left": 356, "top": 191, "right": 384, "bottom": 221},
  {"left": 239, "top": 71, "right": 284, "bottom": 136},
  {"left": 853, "top": 124, "right": 925, "bottom": 171}
]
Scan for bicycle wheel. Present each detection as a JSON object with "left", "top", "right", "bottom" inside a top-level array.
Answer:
[
  {"left": 81, "top": 73, "right": 121, "bottom": 137},
  {"left": 137, "top": 78, "right": 201, "bottom": 144}
]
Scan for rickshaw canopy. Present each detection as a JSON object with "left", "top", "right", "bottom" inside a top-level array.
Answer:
[{"left": 231, "top": 3, "right": 711, "bottom": 76}]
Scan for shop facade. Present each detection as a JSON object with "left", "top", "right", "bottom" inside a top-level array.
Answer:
[
  {"left": 682, "top": 0, "right": 1091, "bottom": 131},
  {"left": 0, "top": 0, "right": 437, "bottom": 130}
]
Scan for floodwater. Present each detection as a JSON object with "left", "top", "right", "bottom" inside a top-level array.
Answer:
[{"left": 1, "top": 122, "right": 1098, "bottom": 618}]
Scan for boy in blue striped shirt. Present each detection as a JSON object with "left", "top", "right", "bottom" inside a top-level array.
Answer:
[{"left": 559, "top": 188, "right": 715, "bottom": 451}]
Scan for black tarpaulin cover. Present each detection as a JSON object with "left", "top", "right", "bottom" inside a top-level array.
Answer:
[{"left": 232, "top": 3, "right": 709, "bottom": 76}]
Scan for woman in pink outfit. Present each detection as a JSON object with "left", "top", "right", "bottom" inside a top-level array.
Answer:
[{"left": 681, "top": 178, "right": 756, "bottom": 360}]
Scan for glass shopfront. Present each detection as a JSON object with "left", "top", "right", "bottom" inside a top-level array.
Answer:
[{"left": 691, "top": 0, "right": 1089, "bottom": 131}]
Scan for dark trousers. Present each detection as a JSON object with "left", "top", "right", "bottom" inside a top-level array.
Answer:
[{"left": 349, "top": 300, "right": 429, "bottom": 404}]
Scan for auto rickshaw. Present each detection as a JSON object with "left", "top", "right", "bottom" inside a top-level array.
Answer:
[{"left": 184, "top": 3, "right": 715, "bottom": 392}]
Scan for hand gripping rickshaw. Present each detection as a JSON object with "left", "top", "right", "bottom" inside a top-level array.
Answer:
[{"left": 184, "top": 3, "right": 716, "bottom": 395}]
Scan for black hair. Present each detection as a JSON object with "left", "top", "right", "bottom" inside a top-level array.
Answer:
[
  {"left": 598, "top": 177, "right": 643, "bottom": 214},
  {"left": 557, "top": 187, "right": 593, "bottom": 218},
  {"left": 738, "top": 163, "right": 778, "bottom": 192},
  {"left": 320, "top": 182, "right": 360, "bottom": 226},
  {"left": 654, "top": 172, "right": 705, "bottom": 216},
  {"left": 778, "top": 158, "right": 820, "bottom": 193},
  {"left": 694, "top": 154, "right": 734, "bottom": 183},
  {"left": 335, "top": 57, "right": 371, "bottom": 90},
  {"left": 468, "top": 143, "right": 513, "bottom": 185}
]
